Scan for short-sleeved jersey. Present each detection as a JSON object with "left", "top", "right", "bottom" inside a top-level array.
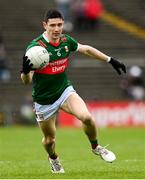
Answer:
[{"left": 26, "top": 33, "right": 78, "bottom": 105}]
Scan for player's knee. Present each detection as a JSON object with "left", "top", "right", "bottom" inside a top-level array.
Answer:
[
  {"left": 79, "top": 113, "right": 93, "bottom": 125},
  {"left": 42, "top": 136, "right": 55, "bottom": 146}
]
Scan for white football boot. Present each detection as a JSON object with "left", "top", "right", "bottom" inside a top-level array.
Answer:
[
  {"left": 92, "top": 145, "right": 116, "bottom": 163},
  {"left": 49, "top": 157, "right": 65, "bottom": 173}
]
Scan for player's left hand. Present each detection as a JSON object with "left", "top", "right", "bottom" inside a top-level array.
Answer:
[
  {"left": 109, "top": 57, "right": 126, "bottom": 75},
  {"left": 21, "top": 55, "right": 33, "bottom": 74}
]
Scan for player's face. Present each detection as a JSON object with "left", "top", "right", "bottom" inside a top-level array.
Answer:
[{"left": 43, "top": 18, "right": 64, "bottom": 41}]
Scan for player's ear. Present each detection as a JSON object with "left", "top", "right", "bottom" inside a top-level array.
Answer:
[{"left": 42, "top": 21, "right": 47, "bottom": 30}]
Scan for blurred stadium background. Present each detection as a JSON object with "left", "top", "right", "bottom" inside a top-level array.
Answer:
[
  {"left": 0, "top": 0, "right": 144, "bottom": 126},
  {"left": 0, "top": 0, "right": 145, "bottom": 179}
]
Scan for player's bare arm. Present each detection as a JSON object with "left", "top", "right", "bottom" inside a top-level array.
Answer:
[
  {"left": 77, "top": 43, "right": 110, "bottom": 62},
  {"left": 78, "top": 43, "right": 126, "bottom": 75}
]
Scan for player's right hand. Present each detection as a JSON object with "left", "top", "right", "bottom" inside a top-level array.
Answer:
[{"left": 21, "top": 55, "right": 33, "bottom": 75}]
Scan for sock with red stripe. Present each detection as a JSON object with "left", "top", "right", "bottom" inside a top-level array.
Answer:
[{"left": 90, "top": 140, "right": 98, "bottom": 149}]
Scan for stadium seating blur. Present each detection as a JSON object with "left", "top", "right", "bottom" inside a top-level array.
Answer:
[{"left": 0, "top": 0, "right": 144, "bottom": 124}]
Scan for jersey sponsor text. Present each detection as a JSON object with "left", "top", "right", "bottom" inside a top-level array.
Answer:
[{"left": 35, "top": 58, "right": 68, "bottom": 74}]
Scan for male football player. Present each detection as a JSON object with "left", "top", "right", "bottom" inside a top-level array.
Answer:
[{"left": 21, "top": 9, "right": 126, "bottom": 173}]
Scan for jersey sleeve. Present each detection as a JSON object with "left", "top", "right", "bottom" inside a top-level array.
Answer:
[
  {"left": 66, "top": 35, "right": 78, "bottom": 52},
  {"left": 26, "top": 41, "right": 39, "bottom": 51}
]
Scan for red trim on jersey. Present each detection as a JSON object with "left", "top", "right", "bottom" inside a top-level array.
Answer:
[
  {"left": 37, "top": 40, "right": 47, "bottom": 48},
  {"left": 49, "top": 41, "right": 60, "bottom": 47},
  {"left": 35, "top": 58, "right": 68, "bottom": 75}
]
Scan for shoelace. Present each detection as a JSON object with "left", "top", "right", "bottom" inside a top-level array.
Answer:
[
  {"left": 104, "top": 144, "right": 110, "bottom": 148},
  {"left": 97, "top": 144, "right": 110, "bottom": 155},
  {"left": 52, "top": 160, "right": 62, "bottom": 171}
]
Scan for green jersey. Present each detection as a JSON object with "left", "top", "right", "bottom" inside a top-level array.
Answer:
[{"left": 26, "top": 33, "right": 78, "bottom": 105}]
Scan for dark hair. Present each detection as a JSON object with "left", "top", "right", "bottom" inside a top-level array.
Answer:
[{"left": 43, "top": 9, "right": 64, "bottom": 22}]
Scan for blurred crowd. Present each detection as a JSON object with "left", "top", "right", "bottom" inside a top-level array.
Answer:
[
  {"left": 0, "top": 31, "right": 11, "bottom": 83},
  {"left": 55, "top": 0, "right": 103, "bottom": 32},
  {"left": 120, "top": 65, "right": 145, "bottom": 101}
]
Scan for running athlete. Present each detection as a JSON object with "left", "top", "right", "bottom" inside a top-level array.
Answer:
[{"left": 21, "top": 9, "right": 126, "bottom": 173}]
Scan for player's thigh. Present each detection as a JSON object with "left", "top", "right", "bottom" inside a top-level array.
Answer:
[
  {"left": 38, "top": 114, "right": 57, "bottom": 138},
  {"left": 60, "top": 93, "right": 91, "bottom": 120}
]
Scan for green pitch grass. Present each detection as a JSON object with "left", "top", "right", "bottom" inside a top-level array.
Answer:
[{"left": 0, "top": 126, "right": 145, "bottom": 179}]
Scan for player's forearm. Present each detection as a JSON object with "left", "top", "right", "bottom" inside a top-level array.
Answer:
[
  {"left": 78, "top": 44, "right": 126, "bottom": 75},
  {"left": 21, "top": 72, "right": 32, "bottom": 85},
  {"left": 79, "top": 45, "right": 110, "bottom": 62},
  {"left": 87, "top": 46, "right": 110, "bottom": 61}
]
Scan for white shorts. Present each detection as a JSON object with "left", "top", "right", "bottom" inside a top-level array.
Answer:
[{"left": 34, "top": 86, "right": 76, "bottom": 122}]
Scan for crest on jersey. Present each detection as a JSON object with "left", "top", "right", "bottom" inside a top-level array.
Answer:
[{"left": 61, "top": 35, "right": 67, "bottom": 42}]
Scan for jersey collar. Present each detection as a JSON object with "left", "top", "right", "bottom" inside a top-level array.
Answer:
[
  {"left": 43, "top": 32, "right": 60, "bottom": 47},
  {"left": 43, "top": 32, "right": 49, "bottom": 43}
]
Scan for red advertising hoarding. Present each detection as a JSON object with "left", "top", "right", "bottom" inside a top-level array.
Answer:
[{"left": 58, "top": 101, "right": 145, "bottom": 127}]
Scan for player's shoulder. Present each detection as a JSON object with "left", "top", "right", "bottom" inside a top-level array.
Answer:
[
  {"left": 60, "top": 34, "right": 68, "bottom": 42},
  {"left": 33, "top": 34, "right": 43, "bottom": 42},
  {"left": 60, "top": 34, "right": 78, "bottom": 51},
  {"left": 31, "top": 34, "right": 45, "bottom": 45},
  {"left": 26, "top": 34, "right": 46, "bottom": 50},
  {"left": 60, "top": 34, "right": 77, "bottom": 44}
]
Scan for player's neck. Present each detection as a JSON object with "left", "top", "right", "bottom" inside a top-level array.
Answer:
[
  {"left": 44, "top": 32, "right": 60, "bottom": 44},
  {"left": 51, "top": 38, "right": 60, "bottom": 44}
]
